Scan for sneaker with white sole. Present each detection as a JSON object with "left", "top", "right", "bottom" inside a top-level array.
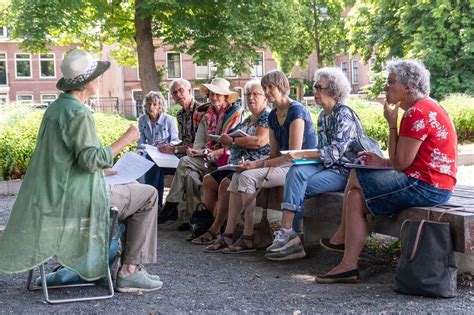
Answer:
[
  {"left": 116, "top": 266, "right": 163, "bottom": 293},
  {"left": 266, "top": 228, "right": 301, "bottom": 252},
  {"left": 264, "top": 243, "right": 306, "bottom": 261}
]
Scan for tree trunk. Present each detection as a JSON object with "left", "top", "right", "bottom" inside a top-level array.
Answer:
[
  {"left": 311, "top": 0, "right": 322, "bottom": 68},
  {"left": 134, "top": 0, "right": 160, "bottom": 96}
]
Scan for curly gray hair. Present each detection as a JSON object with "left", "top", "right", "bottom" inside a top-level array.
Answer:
[
  {"left": 244, "top": 78, "right": 263, "bottom": 94},
  {"left": 142, "top": 91, "right": 167, "bottom": 114},
  {"left": 386, "top": 59, "right": 430, "bottom": 97},
  {"left": 313, "top": 67, "right": 351, "bottom": 103}
]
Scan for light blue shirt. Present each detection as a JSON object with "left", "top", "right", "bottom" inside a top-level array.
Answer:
[{"left": 138, "top": 113, "right": 180, "bottom": 145}]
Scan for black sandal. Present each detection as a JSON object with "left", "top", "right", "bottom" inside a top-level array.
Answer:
[
  {"left": 222, "top": 235, "right": 256, "bottom": 254},
  {"left": 204, "top": 233, "right": 233, "bottom": 253}
]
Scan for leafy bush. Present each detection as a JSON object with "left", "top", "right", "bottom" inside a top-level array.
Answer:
[{"left": 0, "top": 104, "right": 134, "bottom": 180}]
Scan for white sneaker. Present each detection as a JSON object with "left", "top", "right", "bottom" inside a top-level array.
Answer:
[{"left": 266, "top": 228, "right": 301, "bottom": 252}]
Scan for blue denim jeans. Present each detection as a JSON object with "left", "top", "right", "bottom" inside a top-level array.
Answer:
[
  {"left": 144, "top": 155, "right": 176, "bottom": 207},
  {"left": 281, "top": 164, "right": 348, "bottom": 232},
  {"left": 356, "top": 169, "right": 452, "bottom": 216}
]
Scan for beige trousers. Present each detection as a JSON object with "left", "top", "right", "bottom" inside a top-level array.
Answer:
[
  {"left": 165, "top": 155, "right": 215, "bottom": 218},
  {"left": 228, "top": 167, "right": 289, "bottom": 194},
  {"left": 108, "top": 183, "right": 158, "bottom": 265}
]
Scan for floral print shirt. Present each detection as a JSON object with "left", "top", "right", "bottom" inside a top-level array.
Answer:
[
  {"left": 399, "top": 98, "right": 457, "bottom": 191},
  {"left": 176, "top": 100, "right": 201, "bottom": 146},
  {"left": 228, "top": 107, "right": 271, "bottom": 165}
]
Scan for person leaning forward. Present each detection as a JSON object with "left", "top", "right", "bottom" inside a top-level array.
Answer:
[
  {"left": 159, "top": 78, "right": 242, "bottom": 227},
  {"left": 0, "top": 49, "right": 162, "bottom": 293}
]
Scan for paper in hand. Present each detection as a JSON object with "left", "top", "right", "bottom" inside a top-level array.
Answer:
[{"left": 106, "top": 151, "right": 154, "bottom": 185}]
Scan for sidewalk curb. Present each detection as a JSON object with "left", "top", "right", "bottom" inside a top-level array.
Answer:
[{"left": 0, "top": 179, "right": 21, "bottom": 196}]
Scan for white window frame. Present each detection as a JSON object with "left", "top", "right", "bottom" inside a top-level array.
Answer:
[
  {"left": 40, "top": 94, "right": 57, "bottom": 105},
  {"left": 341, "top": 61, "right": 348, "bottom": 79},
  {"left": 16, "top": 94, "right": 34, "bottom": 104},
  {"left": 368, "top": 58, "right": 375, "bottom": 83},
  {"left": 0, "top": 93, "right": 8, "bottom": 103},
  {"left": 223, "top": 66, "right": 237, "bottom": 78},
  {"left": 166, "top": 52, "right": 182, "bottom": 80},
  {"left": 351, "top": 60, "right": 359, "bottom": 84},
  {"left": 136, "top": 67, "right": 140, "bottom": 81},
  {"left": 234, "top": 87, "right": 243, "bottom": 107},
  {"left": 195, "top": 62, "right": 209, "bottom": 79},
  {"left": 0, "top": 27, "right": 7, "bottom": 38},
  {"left": 132, "top": 89, "right": 143, "bottom": 117},
  {"left": 0, "top": 52, "right": 7, "bottom": 86},
  {"left": 39, "top": 53, "right": 56, "bottom": 79},
  {"left": 15, "top": 53, "right": 32, "bottom": 79},
  {"left": 251, "top": 51, "right": 264, "bottom": 77}
]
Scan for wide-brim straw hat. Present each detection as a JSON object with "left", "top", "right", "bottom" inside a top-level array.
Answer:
[
  {"left": 199, "top": 77, "right": 239, "bottom": 103},
  {"left": 56, "top": 49, "right": 110, "bottom": 91}
]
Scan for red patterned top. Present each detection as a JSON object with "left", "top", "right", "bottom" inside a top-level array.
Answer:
[{"left": 399, "top": 98, "right": 457, "bottom": 191}]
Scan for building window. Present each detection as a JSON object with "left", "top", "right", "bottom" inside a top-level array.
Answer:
[
  {"left": 234, "top": 87, "right": 243, "bottom": 107},
  {"left": 251, "top": 52, "right": 264, "bottom": 77},
  {"left": 41, "top": 94, "right": 57, "bottom": 105},
  {"left": 166, "top": 52, "right": 181, "bottom": 79},
  {"left": 0, "top": 27, "right": 7, "bottom": 38},
  {"left": 352, "top": 60, "right": 359, "bottom": 84},
  {"left": 0, "top": 53, "right": 7, "bottom": 85},
  {"left": 368, "top": 58, "right": 375, "bottom": 83},
  {"left": 15, "top": 53, "right": 32, "bottom": 78},
  {"left": 195, "top": 62, "right": 209, "bottom": 79},
  {"left": 39, "top": 53, "right": 56, "bottom": 78},
  {"left": 0, "top": 93, "right": 7, "bottom": 103},
  {"left": 223, "top": 66, "right": 236, "bottom": 78},
  {"left": 209, "top": 62, "right": 217, "bottom": 78},
  {"left": 17, "top": 94, "right": 33, "bottom": 104},
  {"left": 193, "top": 88, "right": 207, "bottom": 103},
  {"left": 341, "top": 61, "right": 348, "bottom": 78}
]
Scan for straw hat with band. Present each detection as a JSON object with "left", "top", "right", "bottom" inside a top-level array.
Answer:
[
  {"left": 56, "top": 49, "right": 111, "bottom": 91},
  {"left": 199, "top": 78, "right": 239, "bottom": 104}
]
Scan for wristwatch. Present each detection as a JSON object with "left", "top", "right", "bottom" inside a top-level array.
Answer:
[{"left": 174, "top": 147, "right": 179, "bottom": 154}]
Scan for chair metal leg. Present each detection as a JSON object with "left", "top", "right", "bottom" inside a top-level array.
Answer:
[{"left": 27, "top": 264, "right": 114, "bottom": 304}]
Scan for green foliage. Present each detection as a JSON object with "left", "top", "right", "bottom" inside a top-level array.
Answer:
[
  {"left": 348, "top": 0, "right": 474, "bottom": 100},
  {"left": 307, "top": 94, "right": 474, "bottom": 150},
  {"left": 0, "top": 106, "right": 133, "bottom": 180}
]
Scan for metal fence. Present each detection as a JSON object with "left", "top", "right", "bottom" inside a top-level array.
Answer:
[{"left": 86, "top": 97, "right": 120, "bottom": 114}]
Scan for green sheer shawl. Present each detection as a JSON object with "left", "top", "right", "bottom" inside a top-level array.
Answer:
[{"left": 0, "top": 93, "right": 113, "bottom": 281}]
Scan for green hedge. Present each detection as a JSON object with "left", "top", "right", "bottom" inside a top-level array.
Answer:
[
  {"left": 309, "top": 94, "right": 474, "bottom": 150},
  {"left": 1, "top": 94, "right": 473, "bottom": 180},
  {"left": 0, "top": 103, "right": 133, "bottom": 180}
]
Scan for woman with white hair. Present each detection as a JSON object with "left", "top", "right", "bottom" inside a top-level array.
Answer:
[
  {"left": 265, "top": 67, "right": 376, "bottom": 261},
  {"left": 316, "top": 59, "right": 457, "bottom": 284},
  {"left": 138, "top": 91, "right": 179, "bottom": 207}
]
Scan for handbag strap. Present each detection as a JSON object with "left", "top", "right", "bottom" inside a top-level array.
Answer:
[
  {"left": 427, "top": 204, "right": 465, "bottom": 222},
  {"left": 409, "top": 220, "right": 426, "bottom": 260},
  {"left": 240, "top": 167, "right": 274, "bottom": 219}
]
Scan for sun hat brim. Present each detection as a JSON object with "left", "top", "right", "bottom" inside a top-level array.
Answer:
[
  {"left": 56, "top": 61, "right": 111, "bottom": 91},
  {"left": 199, "top": 83, "right": 239, "bottom": 104}
]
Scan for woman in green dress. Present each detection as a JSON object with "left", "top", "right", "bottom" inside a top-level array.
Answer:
[{"left": 0, "top": 49, "right": 162, "bottom": 292}]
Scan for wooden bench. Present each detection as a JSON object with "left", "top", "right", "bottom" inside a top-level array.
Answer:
[{"left": 256, "top": 185, "right": 474, "bottom": 254}]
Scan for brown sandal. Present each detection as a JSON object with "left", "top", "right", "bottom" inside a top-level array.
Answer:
[
  {"left": 204, "top": 233, "right": 233, "bottom": 253},
  {"left": 222, "top": 235, "right": 256, "bottom": 254},
  {"left": 191, "top": 230, "right": 217, "bottom": 245}
]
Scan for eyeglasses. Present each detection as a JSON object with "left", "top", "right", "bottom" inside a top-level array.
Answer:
[
  {"left": 244, "top": 92, "right": 264, "bottom": 98},
  {"left": 313, "top": 84, "right": 328, "bottom": 92},
  {"left": 171, "top": 88, "right": 186, "bottom": 96},
  {"left": 386, "top": 79, "right": 398, "bottom": 87}
]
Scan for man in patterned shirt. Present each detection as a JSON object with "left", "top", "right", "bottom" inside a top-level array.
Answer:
[{"left": 159, "top": 79, "right": 202, "bottom": 155}]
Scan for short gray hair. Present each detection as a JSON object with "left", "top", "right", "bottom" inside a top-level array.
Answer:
[
  {"left": 169, "top": 78, "right": 192, "bottom": 92},
  {"left": 244, "top": 78, "right": 263, "bottom": 94},
  {"left": 386, "top": 59, "right": 430, "bottom": 97},
  {"left": 313, "top": 67, "right": 351, "bottom": 103},
  {"left": 143, "top": 91, "right": 167, "bottom": 114},
  {"left": 261, "top": 70, "right": 290, "bottom": 95}
]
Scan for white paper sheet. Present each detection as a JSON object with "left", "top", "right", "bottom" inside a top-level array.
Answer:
[
  {"left": 145, "top": 144, "right": 180, "bottom": 168},
  {"left": 105, "top": 151, "right": 154, "bottom": 185}
]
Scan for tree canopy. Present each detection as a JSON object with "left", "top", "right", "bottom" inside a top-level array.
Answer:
[{"left": 348, "top": 0, "right": 474, "bottom": 99}]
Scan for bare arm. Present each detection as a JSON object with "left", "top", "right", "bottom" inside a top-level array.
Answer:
[{"left": 110, "top": 125, "right": 139, "bottom": 157}]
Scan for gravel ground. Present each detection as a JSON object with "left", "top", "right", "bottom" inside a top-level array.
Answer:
[{"left": 1, "top": 195, "right": 474, "bottom": 313}]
